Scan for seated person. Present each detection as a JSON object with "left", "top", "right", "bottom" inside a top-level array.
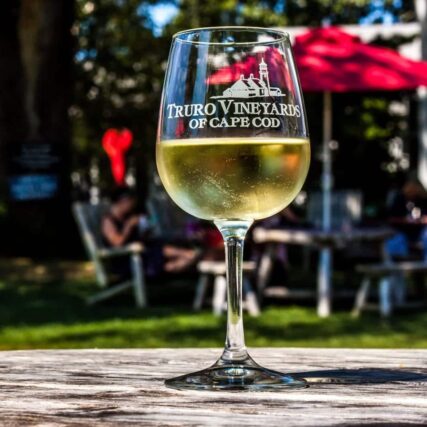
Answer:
[
  {"left": 101, "top": 187, "right": 198, "bottom": 275},
  {"left": 185, "top": 220, "right": 224, "bottom": 262},
  {"left": 386, "top": 176, "right": 427, "bottom": 259}
]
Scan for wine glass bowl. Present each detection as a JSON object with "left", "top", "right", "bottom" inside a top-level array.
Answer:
[
  {"left": 157, "top": 137, "right": 310, "bottom": 221},
  {"left": 157, "top": 26, "right": 310, "bottom": 391}
]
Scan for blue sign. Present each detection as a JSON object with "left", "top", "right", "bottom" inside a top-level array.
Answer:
[
  {"left": 9, "top": 174, "right": 59, "bottom": 201},
  {"left": 8, "top": 141, "right": 62, "bottom": 201}
]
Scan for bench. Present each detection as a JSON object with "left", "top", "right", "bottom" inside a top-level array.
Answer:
[
  {"left": 353, "top": 261, "right": 427, "bottom": 317},
  {"left": 193, "top": 260, "right": 260, "bottom": 316}
]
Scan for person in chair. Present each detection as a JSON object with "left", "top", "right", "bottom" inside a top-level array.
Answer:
[{"left": 102, "top": 187, "right": 198, "bottom": 275}]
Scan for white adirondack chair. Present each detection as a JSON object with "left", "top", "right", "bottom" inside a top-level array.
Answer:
[{"left": 72, "top": 201, "right": 147, "bottom": 308}]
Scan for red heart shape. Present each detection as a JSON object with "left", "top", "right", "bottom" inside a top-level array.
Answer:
[
  {"left": 102, "top": 128, "right": 133, "bottom": 157},
  {"left": 102, "top": 128, "right": 133, "bottom": 184}
]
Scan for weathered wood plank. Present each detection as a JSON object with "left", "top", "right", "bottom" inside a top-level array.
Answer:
[{"left": 0, "top": 348, "right": 426, "bottom": 426}]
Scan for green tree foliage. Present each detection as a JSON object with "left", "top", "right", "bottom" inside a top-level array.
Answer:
[
  {"left": 165, "top": 0, "right": 414, "bottom": 30},
  {"left": 73, "top": 0, "right": 290, "bottom": 191},
  {"left": 284, "top": 0, "right": 414, "bottom": 26},
  {"left": 73, "top": 0, "right": 170, "bottom": 189},
  {"left": 165, "top": 0, "right": 286, "bottom": 30}
]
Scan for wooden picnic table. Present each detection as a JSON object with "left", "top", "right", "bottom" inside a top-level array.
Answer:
[
  {"left": 253, "top": 227, "right": 395, "bottom": 248},
  {"left": 0, "top": 348, "right": 426, "bottom": 426},
  {"left": 253, "top": 227, "right": 395, "bottom": 317}
]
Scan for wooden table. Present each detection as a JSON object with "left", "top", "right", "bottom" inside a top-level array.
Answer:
[
  {"left": 0, "top": 348, "right": 426, "bottom": 426},
  {"left": 253, "top": 227, "right": 395, "bottom": 317}
]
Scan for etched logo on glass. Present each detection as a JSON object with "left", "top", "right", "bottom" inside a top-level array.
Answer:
[
  {"left": 211, "top": 59, "right": 285, "bottom": 99},
  {"left": 165, "top": 58, "right": 300, "bottom": 129}
]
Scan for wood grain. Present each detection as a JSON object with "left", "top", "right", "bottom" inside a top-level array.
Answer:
[{"left": 0, "top": 348, "right": 426, "bottom": 426}]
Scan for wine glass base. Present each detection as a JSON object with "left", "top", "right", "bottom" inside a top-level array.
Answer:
[{"left": 165, "top": 353, "right": 307, "bottom": 391}]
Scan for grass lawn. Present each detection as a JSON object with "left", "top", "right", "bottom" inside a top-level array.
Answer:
[{"left": 0, "top": 274, "right": 426, "bottom": 350}]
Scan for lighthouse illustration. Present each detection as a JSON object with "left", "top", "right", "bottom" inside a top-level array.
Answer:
[{"left": 211, "top": 58, "right": 285, "bottom": 99}]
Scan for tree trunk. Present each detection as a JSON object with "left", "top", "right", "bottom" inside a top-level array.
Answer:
[
  {"left": 0, "top": 1, "right": 28, "bottom": 190},
  {"left": 0, "top": 0, "right": 75, "bottom": 256}
]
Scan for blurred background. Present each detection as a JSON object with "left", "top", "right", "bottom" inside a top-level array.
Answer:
[{"left": 0, "top": 0, "right": 427, "bottom": 350}]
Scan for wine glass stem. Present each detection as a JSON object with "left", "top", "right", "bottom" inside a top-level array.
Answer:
[{"left": 215, "top": 219, "right": 253, "bottom": 362}]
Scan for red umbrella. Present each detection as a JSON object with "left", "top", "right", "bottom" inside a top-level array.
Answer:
[
  {"left": 293, "top": 27, "right": 427, "bottom": 237},
  {"left": 209, "top": 27, "right": 427, "bottom": 91},
  {"left": 294, "top": 27, "right": 427, "bottom": 92}
]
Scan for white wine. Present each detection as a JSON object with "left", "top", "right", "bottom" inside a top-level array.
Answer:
[{"left": 156, "top": 137, "right": 310, "bottom": 221}]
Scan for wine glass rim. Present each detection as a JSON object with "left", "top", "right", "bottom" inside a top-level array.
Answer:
[{"left": 173, "top": 26, "right": 290, "bottom": 46}]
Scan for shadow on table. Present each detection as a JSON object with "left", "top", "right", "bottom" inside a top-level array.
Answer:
[{"left": 294, "top": 368, "right": 427, "bottom": 385}]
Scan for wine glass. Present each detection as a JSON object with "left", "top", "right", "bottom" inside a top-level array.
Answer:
[{"left": 156, "top": 26, "right": 310, "bottom": 391}]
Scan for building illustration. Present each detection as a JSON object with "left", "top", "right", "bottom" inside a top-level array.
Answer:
[{"left": 212, "top": 58, "right": 285, "bottom": 99}]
